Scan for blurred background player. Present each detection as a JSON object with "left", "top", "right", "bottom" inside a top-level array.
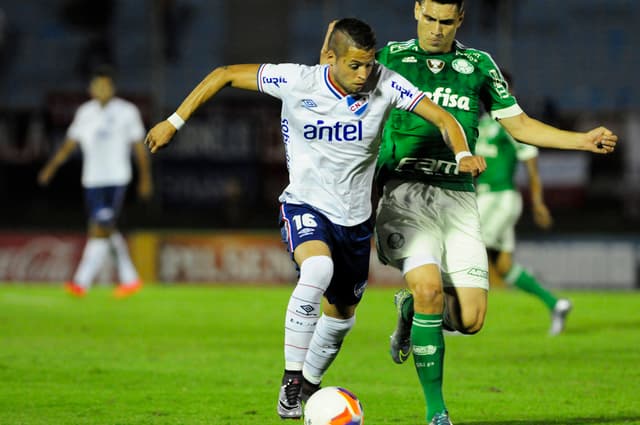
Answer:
[
  {"left": 144, "top": 18, "right": 484, "bottom": 420},
  {"left": 475, "top": 70, "right": 572, "bottom": 336},
  {"left": 38, "top": 65, "right": 152, "bottom": 297}
]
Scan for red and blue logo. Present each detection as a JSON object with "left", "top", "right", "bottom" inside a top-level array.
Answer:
[{"left": 346, "top": 95, "right": 369, "bottom": 116}]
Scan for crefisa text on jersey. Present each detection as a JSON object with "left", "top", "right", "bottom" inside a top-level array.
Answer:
[{"left": 303, "top": 120, "right": 363, "bottom": 143}]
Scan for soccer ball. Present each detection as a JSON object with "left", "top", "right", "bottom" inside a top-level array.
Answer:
[{"left": 303, "top": 386, "right": 364, "bottom": 425}]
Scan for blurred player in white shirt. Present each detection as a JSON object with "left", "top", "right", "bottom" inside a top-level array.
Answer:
[
  {"left": 38, "top": 66, "right": 152, "bottom": 298},
  {"left": 144, "top": 18, "right": 484, "bottom": 420}
]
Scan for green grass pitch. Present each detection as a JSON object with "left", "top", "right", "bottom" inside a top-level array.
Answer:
[{"left": 1, "top": 284, "right": 639, "bottom": 424}]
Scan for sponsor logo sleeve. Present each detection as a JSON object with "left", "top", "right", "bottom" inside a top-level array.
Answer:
[
  {"left": 256, "top": 63, "right": 297, "bottom": 99},
  {"left": 383, "top": 68, "right": 426, "bottom": 112}
]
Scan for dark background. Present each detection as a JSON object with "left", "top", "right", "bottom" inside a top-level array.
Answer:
[{"left": 0, "top": 0, "right": 638, "bottom": 234}]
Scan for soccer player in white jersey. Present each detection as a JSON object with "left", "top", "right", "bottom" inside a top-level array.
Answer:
[
  {"left": 144, "top": 18, "right": 485, "bottom": 420},
  {"left": 38, "top": 66, "right": 152, "bottom": 298}
]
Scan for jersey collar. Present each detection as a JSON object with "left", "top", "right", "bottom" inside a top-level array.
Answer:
[{"left": 324, "top": 65, "right": 347, "bottom": 99}]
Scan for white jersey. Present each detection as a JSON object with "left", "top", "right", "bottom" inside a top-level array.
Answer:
[
  {"left": 67, "top": 97, "right": 145, "bottom": 188},
  {"left": 258, "top": 63, "right": 426, "bottom": 226}
]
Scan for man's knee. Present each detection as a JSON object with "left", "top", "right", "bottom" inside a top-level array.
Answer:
[
  {"left": 444, "top": 289, "right": 487, "bottom": 334},
  {"left": 412, "top": 284, "right": 443, "bottom": 303},
  {"left": 404, "top": 264, "right": 443, "bottom": 311},
  {"left": 458, "top": 309, "right": 485, "bottom": 334}
]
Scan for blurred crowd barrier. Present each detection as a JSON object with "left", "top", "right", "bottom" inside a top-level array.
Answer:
[{"left": 0, "top": 231, "right": 637, "bottom": 290}]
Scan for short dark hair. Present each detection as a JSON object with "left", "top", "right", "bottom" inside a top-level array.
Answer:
[
  {"left": 91, "top": 64, "right": 115, "bottom": 80},
  {"left": 417, "top": 0, "right": 465, "bottom": 13},
  {"left": 328, "top": 18, "right": 377, "bottom": 57}
]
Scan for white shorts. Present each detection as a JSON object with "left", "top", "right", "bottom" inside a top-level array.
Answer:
[
  {"left": 476, "top": 189, "right": 522, "bottom": 253},
  {"left": 375, "top": 180, "right": 488, "bottom": 290}
]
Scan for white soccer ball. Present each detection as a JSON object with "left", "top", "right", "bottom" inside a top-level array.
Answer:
[{"left": 303, "top": 386, "right": 364, "bottom": 425}]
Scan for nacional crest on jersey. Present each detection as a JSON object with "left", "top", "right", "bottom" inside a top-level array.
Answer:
[
  {"left": 452, "top": 58, "right": 474, "bottom": 74},
  {"left": 426, "top": 59, "right": 445, "bottom": 74},
  {"left": 346, "top": 95, "right": 369, "bottom": 116}
]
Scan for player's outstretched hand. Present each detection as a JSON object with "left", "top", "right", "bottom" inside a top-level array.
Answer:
[
  {"left": 145, "top": 121, "right": 177, "bottom": 153},
  {"left": 585, "top": 126, "right": 617, "bottom": 154},
  {"left": 458, "top": 155, "right": 486, "bottom": 177}
]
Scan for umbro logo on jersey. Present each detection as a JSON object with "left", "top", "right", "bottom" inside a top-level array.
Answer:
[
  {"left": 347, "top": 95, "right": 369, "bottom": 116},
  {"left": 427, "top": 59, "right": 445, "bottom": 74},
  {"left": 402, "top": 56, "right": 418, "bottom": 63},
  {"left": 301, "top": 99, "right": 318, "bottom": 108},
  {"left": 298, "top": 227, "right": 315, "bottom": 238}
]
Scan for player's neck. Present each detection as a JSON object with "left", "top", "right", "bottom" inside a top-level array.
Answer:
[
  {"left": 418, "top": 40, "right": 455, "bottom": 55},
  {"left": 97, "top": 97, "right": 114, "bottom": 107}
]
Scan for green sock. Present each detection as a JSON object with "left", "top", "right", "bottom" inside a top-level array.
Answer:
[
  {"left": 412, "top": 313, "right": 446, "bottom": 422},
  {"left": 505, "top": 264, "right": 558, "bottom": 310}
]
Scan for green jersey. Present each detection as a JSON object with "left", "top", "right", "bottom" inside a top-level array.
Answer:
[
  {"left": 376, "top": 39, "right": 520, "bottom": 191},
  {"left": 475, "top": 114, "right": 538, "bottom": 192}
]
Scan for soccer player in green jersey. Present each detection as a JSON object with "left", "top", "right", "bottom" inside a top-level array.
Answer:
[
  {"left": 322, "top": 2, "right": 617, "bottom": 424},
  {"left": 475, "top": 71, "right": 572, "bottom": 337}
]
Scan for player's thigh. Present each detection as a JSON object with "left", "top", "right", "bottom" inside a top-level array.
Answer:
[
  {"left": 375, "top": 180, "right": 442, "bottom": 269},
  {"left": 280, "top": 202, "right": 332, "bottom": 265},
  {"left": 324, "top": 220, "right": 372, "bottom": 313},
  {"left": 294, "top": 240, "right": 331, "bottom": 264},
  {"left": 84, "top": 185, "right": 126, "bottom": 235}
]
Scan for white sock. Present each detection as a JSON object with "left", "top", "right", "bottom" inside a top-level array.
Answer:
[
  {"left": 284, "top": 256, "right": 334, "bottom": 371},
  {"left": 302, "top": 314, "right": 355, "bottom": 385},
  {"left": 73, "top": 238, "right": 110, "bottom": 288},
  {"left": 110, "top": 232, "right": 138, "bottom": 284}
]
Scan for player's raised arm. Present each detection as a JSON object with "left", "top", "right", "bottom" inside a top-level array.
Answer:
[
  {"left": 412, "top": 98, "right": 487, "bottom": 176},
  {"left": 499, "top": 112, "right": 617, "bottom": 154},
  {"left": 145, "top": 64, "right": 261, "bottom": 153}
]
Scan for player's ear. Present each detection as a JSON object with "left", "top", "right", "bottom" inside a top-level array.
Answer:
[
  {"left": 414, "top": 1, "right": 421, "bottom": 22},
  {"left": 457, "top": 7, "right": 465, "bottom": 27},
  {"left": 324, "top": 49, "right": 337, "bottom": 66}
]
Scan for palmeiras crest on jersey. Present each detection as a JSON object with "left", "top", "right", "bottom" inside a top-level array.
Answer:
[
  {"left": 346, "top": 95, "right": 369, "bottom": 116},
  {"left": 452, "top": 58, "right": 474, "bottom": 74},
  {"left": 427, "top": 59, "right": 445, "bottom": 74}
]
